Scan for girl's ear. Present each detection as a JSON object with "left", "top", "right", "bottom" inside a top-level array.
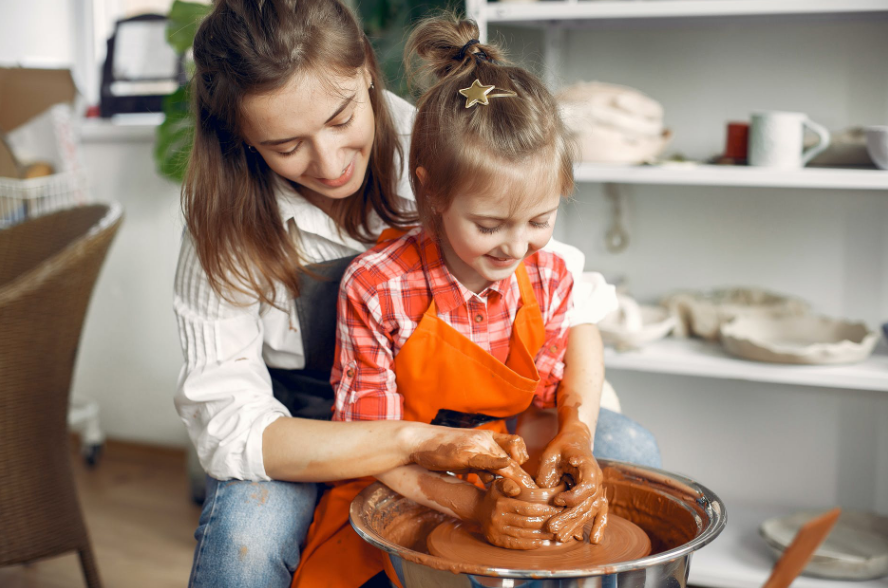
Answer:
[
  {"left": 415, "top": 166, "right": 428, "bottom": 186},
  {"left": 362, "top": 66, "right": 373, "bottom": 91}
]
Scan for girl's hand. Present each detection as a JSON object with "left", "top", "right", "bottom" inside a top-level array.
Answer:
[
  {"left": 535, "top": 422, "right": 608, "bottom": 543},
  {"left": 410, "top": 427, "right": 530, "bottom": 480},
  {"left": 473, "top": 478, "right": 561, "bottom": 550}
]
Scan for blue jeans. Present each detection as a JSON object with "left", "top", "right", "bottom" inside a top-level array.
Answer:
[
  {"left": 593, "top": 408, "right": 662, "bottom": 468},
  {"left": 188, "top": 477, "right": 318, "bottom": 588},
  {"left": 187, "top": 410, "right": 658, "bottom": 587}
]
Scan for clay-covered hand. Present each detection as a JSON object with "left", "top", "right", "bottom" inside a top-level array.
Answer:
[
  {"left": 473, "top": 478, "right": 562, "bottom": 550},
  {"left": 411, "top": 428, "right": 529, "bottom": 475},
  {"left": 535, "top": 422, "right": 608, "bottom": 543}
]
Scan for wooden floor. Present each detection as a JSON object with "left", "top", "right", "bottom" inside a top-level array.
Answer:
[{"left": 0, "top": 440, "right": 202, "bottom": 588}]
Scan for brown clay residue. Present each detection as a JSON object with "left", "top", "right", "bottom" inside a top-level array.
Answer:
[
  {"left": 250, "top": 483, "right": 269, "bottom": 505},
  {"left": 426, "top": 514, "right": 649, "bottom": 570}
]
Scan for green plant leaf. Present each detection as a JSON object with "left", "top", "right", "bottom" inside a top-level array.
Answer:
[
  {"left": 167, "top": 1, "right": 212, "bottom": 55},
  {"left": 154, "top": 85, "right": 194, "bottom": 182}
]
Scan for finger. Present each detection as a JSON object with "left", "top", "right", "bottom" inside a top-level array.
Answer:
[
  {"left": 547, "top": 498, "right": 593, "bottom": 534},
  {"left": 494, "top": 461, "right": 537, "bottom": 490},
  {"left": 590, "top": 501, "right": 609, "bottom": 544},
  {"left": 498, "top": 477, "right": 522, "bottom": 497},
  {"left": 555, "top": 518, "right": 588, "bottom": 544},
  {"left": 554, "top": 478, "right": 595, "bottom": 507},
  {"left": 467, "top": 453, "right": 511, "bottom": 472},
  {"left": 499, "top": 512, "right": 558, "bottom": 529},
  {"left": 492, "top": 433, "right": 530, "bottom": 465},
  {"left": 477, "top": 471, "right": 496, "bottom": 485},
  {"left": 534, "top": 455, "right": 563, "bottom": 489},
  {"left": 502, "top": 526, "right": 557, "bottom": 541},
  {"left": 502, "top": 500, "right": 563, "bottom": 518}
]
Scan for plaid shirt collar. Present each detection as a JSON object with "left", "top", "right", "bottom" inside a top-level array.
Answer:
[{"left": 417, "top": 231, "right": 513, "bottom": 314}]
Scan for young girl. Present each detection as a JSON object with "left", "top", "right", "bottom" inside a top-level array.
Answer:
[{"left": 293, "top": 15, "right": 614, "bottom": 588}]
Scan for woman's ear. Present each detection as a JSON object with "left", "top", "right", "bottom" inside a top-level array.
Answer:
[
  {"left": 415, "top": 166, "right": 428, "bottom": 186},
  {"left": 362, "top": 66, "right": 373, "bottom": 91}
]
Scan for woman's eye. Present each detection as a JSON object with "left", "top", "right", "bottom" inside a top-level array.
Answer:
[
  {"left": 279, "top": 144, "right": 302, "bottom": 157},
  {"left": 334, "top": 115, "right": 354, "bottom": 130},
  {"left": 530, "top": 220, "right": 550, "bottom": 229},
  {"left": 477, "top": 224, "right": 501, "bottom": 235}
]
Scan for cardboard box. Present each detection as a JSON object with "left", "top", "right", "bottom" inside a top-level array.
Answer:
[
  {"left": 0, "top": 67, "right": 88, "bottom": 226},
  {"left": 0, "top": 67, "right": 79, "bottom": 179}
]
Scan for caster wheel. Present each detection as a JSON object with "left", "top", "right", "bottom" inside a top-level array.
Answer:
[{"left": 83, "top": 443, "right": 103, "bottom": 468}]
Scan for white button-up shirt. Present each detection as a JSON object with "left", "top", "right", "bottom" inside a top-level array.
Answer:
[{"left": 173, "top": 90, "right": 617, "bottom": 481}]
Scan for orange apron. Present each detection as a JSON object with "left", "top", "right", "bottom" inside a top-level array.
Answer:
[{"left": 292, "top": 236, "right": 546, "bottom": 588}]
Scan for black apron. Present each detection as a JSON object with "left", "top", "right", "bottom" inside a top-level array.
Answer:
[{"left": 267, "top": 255, "right": 357, "bottom": 421}]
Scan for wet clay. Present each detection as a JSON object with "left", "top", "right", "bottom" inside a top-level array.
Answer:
[
  {"left": 372, "top": 466, "right": 704, "bottom": 574},
  {"left": 425, "top": 514, "right": 650, "bottom": 570}
]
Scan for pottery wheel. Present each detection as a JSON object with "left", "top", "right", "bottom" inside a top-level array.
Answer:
[{"left": 426, "top": 514, "right": 651, "bottom": 571}]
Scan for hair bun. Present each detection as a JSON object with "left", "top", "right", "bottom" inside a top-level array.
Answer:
[{"left": 404, "top": 15, "right": 507, "bottom": 91}]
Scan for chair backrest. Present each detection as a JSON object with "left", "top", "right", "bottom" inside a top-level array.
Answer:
[{"left": 0, "top": 203, "right": 122, "bottom": 565}]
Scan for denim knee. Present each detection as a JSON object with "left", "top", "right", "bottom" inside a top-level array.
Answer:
[
  {"left": 593, "top": 408, "right": 662, "bottom": 468},
  {"left": 189, "top": 478, "right": 318, "bottom": 588}
]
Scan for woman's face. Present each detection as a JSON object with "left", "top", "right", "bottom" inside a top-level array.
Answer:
[{"left": 240, "top": 68, "right": 375, "bottom": 200}]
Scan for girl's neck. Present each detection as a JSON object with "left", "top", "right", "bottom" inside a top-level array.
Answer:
[
  {"left": 299, "top": 186, "right": 338, "bottom": 217},
  {"left": 438, "top": 236, "right": 492, "bottom": 295}
]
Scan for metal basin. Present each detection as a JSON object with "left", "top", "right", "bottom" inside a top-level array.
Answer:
[{"left": 349, "top": 460, "right": 726, "bottom": 587}]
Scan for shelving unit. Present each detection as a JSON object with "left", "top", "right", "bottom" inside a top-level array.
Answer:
[
  {"left": 604, "top": 338, "right": 888, "bottom": 392},
  {"left": 574, "top": 163, "right": 888, "bottom": 190},
  {"left": 477, "top": 0, "right": 888, "bottom": 27},
  {"left": 471, "top": 1, "right": 888, "bottom": 586},
  {"left": 690, "top": 503, "right": 888, "bottom": 588}
]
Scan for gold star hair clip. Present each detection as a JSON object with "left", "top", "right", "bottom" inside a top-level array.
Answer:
[{"left": 458, "top": 79, "right": 517, "bottom": 108}]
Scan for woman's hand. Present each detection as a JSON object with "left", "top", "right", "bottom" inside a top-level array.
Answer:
[
  {"left": 472, "top": 478, "right": 561, "bottom": 550},
  {"left": 410, "top": 427, "right": 536, "bottom": 487},
  {"left": 535, "top": 421, "right": 608, "bottom": 543}
]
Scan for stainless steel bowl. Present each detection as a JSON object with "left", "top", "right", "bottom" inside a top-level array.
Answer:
[{"left": 349, "top": 460, "right": 726, "bottom": 588}]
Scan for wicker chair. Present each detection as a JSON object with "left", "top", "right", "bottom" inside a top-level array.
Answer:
[{"left": 0, "top": 203, "right": 123, "bottom": 588}]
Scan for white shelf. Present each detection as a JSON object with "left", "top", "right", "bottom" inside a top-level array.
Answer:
[
  {"left": 484, "top": 0, "right": 888, "bottom": 25},
  {"left": 574, "top": 163, "right": 888, "bottom": 190},
  {"left": 690, "top": 503, "right": 888, "bottom": 588},
  {"left": 604, "top": 338, "right": 888, "bottom": 392}
]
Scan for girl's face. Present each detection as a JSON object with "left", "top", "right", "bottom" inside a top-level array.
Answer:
[
  {"left": 435, "top": 161, "right": 562, "bottom": 294},
  {"left": 240, "top": 68, "right": 375, "bottom": 200}
]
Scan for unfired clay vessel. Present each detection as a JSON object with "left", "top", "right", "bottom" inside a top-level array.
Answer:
[{"left": 719, "top": 314, "right": 879, "bottom": 365}]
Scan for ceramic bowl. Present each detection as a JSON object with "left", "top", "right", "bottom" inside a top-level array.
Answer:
[
  {"left": 720, "top": 314, "right": 879, "bottom": 365},
  {"left": 661, "top": 287, "right": 809, "bottom": 341},
  {"left": 760, "top": 510, "right": 888, "bottom": 580},
  {"left": 865, "top": 126, "right": 888, "bottom": 170},
  {"left": 599, "top": 303, "right": 677, "bottom": 350}
]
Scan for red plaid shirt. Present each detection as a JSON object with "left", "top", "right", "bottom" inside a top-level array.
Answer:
[{"left": 332, "top": 228, "right": 573, "bottom": 422}]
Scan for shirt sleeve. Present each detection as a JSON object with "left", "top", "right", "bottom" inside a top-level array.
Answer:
[
  {"left": 542, "top": 237, "right": 618, "bottom": 325},
  {"left": 173, "top": 234, "right": 290, "bottom": 482},
  {"left": 332, "top": 264, "right": 403, "bottom": 421},
  {"left": 532, "top": 257, "right": 574, "bottom": 409}
]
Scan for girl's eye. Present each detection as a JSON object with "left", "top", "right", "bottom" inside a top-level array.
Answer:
[
  {"left": 531, "top": 220, "right": 550, "bottom": 229},
  {"left": 334, "top": 115, "right": 354, "bottom": 130},
  {"left": 477, "top": 224, "right": 501, "bottom": 235}
]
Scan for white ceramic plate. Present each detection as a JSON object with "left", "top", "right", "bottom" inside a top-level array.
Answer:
[
  {"left": 760, "top": 510, "right": 888, "bottom": 580},
  {"left": 720, "top": 314, "right": 879, "bottom": 365}
]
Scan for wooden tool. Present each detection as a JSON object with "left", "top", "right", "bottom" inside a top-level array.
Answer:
[{"left": 762, "top": 507, "right": 841, "bottom": 588}]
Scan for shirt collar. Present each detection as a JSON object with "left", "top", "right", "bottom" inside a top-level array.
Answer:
[
  {"left": 417, "top": 231, "right": 514, "bottom": 314},
  {"left": 274, "top": 174, "right": 369, "bottom": 252}
]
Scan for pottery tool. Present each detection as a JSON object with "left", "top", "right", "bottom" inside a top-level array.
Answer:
[{"left": 761, "top": 507, "right": 841, "bottom": 588}]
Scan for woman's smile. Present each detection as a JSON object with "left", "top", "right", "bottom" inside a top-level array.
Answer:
[{"left": 314, "top": 156, "right": 356, "bottom": 188}]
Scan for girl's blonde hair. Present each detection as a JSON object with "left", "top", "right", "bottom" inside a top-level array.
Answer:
[
  {"left": 404, "top": 15, "right": 575, "bottom": 236},
  {"left": 185, "top": 0, "right": 414, "bottom": 305}
]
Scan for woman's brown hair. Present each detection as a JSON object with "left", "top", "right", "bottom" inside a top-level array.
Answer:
[
  {"left": 185, "top": 0, "right": 413, "bottom": 305},
  {"left": 404, "top": 15, "right": 575, "bottom": 236}
]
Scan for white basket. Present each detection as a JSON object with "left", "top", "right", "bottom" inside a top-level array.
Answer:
[{"left": 0, "top": 171, "right": 91, "bottom": 228}]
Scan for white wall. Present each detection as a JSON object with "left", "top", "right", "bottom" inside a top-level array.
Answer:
[
  {"left": 74, "top": 128, "right": 188, "bottom": 447},
  {"left": 0, "top": 0, "right": 74, "bottom": 67},
  {"left": 497, "top": 17, "right": 888, "bottom": 514}
]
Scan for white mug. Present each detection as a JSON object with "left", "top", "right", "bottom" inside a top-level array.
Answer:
[{"left": 748, "top": 111, "right": 831, "bottom": 168}]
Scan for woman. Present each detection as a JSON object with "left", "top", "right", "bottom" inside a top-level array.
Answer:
[{"left": 173, "top": 1, "right": 660, "bottom": 586}]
